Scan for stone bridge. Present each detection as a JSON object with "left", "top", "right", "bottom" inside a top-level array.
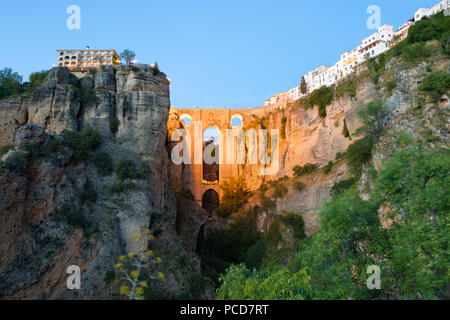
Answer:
[{"left": 169, "top": 105, "right": 284, "bottom": 211}]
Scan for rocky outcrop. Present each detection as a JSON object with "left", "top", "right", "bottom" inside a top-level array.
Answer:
[{"left": 0, "top": 66, "right": 204, "bottom": 300}]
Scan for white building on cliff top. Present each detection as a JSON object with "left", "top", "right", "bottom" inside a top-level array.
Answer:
[{"left": 263, "top": 0, "right": 449, "bottom": 107}]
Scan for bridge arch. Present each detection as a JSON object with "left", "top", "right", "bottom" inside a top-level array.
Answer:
[
  {"left": 202, "top": 189, "right": 219, "bottom": 216},
  {"left": 179, "top": 114, "right": 192, "bottom": 126},
  {"left": 231, "top": 114, "right": 243, "bottom": 128}
]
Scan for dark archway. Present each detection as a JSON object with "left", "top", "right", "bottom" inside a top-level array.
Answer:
[{"left": 202, "top": 189, "right": 219, "bottom": 217}]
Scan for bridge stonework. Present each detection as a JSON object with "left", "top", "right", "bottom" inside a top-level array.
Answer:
[{"left": 169, "top": 105, "right": 284, "bottom": 206}]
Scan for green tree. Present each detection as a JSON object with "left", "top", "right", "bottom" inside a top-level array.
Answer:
[
  {"left": 216, "top": 175, "right": 252, "bottom": 218},
  {"left": 216, "top": 264, "right": 311, "bottom": 300},
  {"left": 300, "top": 76, "right": 307, "bottom": 95},
  {"left": 418, "top": 71, "right": 450, "bottom": 102},
  {"left": 374, "top": 147, "right": 449, "bottom": 299},
  {"left": 0, "top": 68, "right": 22, "bottom": 99},
  {"left": 120, "top": 49, "right": 136, "bottom": 65}
]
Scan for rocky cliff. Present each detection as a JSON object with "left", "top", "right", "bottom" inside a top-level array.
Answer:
[{"left": 0, "top": 66, "right": 210, "bottom": 299}]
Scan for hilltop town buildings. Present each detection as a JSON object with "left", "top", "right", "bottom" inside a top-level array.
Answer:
[
  {"left": 263, "top": 0, "right": 449, "bottom": 107},
  {"left": 56, "top": 48, "right": 121, "bottom": 70}
]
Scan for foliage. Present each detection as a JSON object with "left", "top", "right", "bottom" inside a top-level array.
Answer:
[
  {"left": 345, "top": 135, "right": 374, "bottom": 176},
  {"left": 300, "top": 76, "right": 307, "bottom": 95},
  {"left": 0, "top": 151, "right": 28, "bottom": 173},
  {"left": 292, "top": 163, "right": 318, "bottom": 177},
  {"left": 110, "top": 117, "right": 120, "bottom": 135},
  {"left": 120, "top": 49, "right": 136, "bottom": 65},
  {"left": 82, "top": 179, "right": 97, "bottom": 203},
  {"left": 287, "top": 190, "right": 384, "bottom": 299},
  {"left": 216, "top": 264, "right": 311, "bottom": 300},
  {"left": 281, "top": 117, "right": 287, "bottom": 139},
  {"left": 418, "top": 71, "right": 450, "bottom": 102},
  {"left": 81, "top": 87, "right": 97, "bottom": 105},
  {"left": 215, "top": 175, "right": 252, "bottom": 218},
  {"left": 0, "top": 68, "right": 22, "bottom": 99},
  {"left": 113, "top": 230, "right": 165, "bottom": 300},
  {"left": 202, "top": 208, "right": 261, "bottom": 284},
  {"left": 330, "top": 177, "right": 356, "bottom": 197},
  {"left": 94, "top": 152, "right": 114, "bottom": 176},
  {"left": 55, "top": 204, "right": 86, "bottom": 229},
  {"left": 245, "top": 240, "right": 267, "bottom": 270},
  {"left": 322, "top": 161, "right": 334, "bottom": 174},
  {"left": 109, "top": 181, "right": 135, "bottom": 194},
  {"left": 273, "top": 183, "right": 288, "bottom": 199},
  {"left": 374, "top": 147, "right": 449, "bottom": 299},
  {"left": 116, "top": 159, "right": 150, "bottom": 181},
  {"left": 61, "top": 126, "right": 101, "bottom": 161},
  {"left": 355, "top": 100, "right": 387, "bottom": 138},
  {"left": 335, "top": 78, "right": 356, "bottom": 99},
  {"left": 305, "top": 86, "right": 333, "bottom": 117},
  {"left": 22, "top": 70, "right": 48, "bottom": 93}
]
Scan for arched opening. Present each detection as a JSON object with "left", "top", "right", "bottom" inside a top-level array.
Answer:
[
  {"left": 203, "top": 127, "right": 220, "bottom": 182},
  {"left": 202, "top": 189, "right": 219, "bottom": 216},
  {"left": 180, "top": 114, "right": 192, "bottom": 126},
  {"left": 231, "top": 114, "right": 243, "bottom": 128}
]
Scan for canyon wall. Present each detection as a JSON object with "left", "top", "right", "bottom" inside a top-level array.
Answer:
[{"left": 0, "top": 66, "right": 210, "bottom": 299}]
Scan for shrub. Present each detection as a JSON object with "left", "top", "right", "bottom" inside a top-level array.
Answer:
[
  {"left": 81, "top": 87, "right": 97, "bottom": 105},
  {"left": 245, "top": 240, "right": 266, "bottom": 270},
  {"left": 94, "top": 152, "right": 114, "bottom": 176},
  {"left": 116, "top": 159, "right": 150, "bottom": 180},
  {"left": 335, "top": 78, "right": 356, "bottom": 99},
  {"left": 61, "top": 127, "right": 101, "bottom": 161},
  {"left": 305, "top": 86, "right": 333, "bottom": 117},
  {"left": 136, "top": 162, "right": 150, "bottom": 180},
  {"left": 293, "top": 163, "right": 318, "bottom": 177},
  {"left": 418, "top": 71, "right": 450, "bottom": 102},
  {"left": 109, "top": 181, "right": 135, "bottom": 193},
  {"left": 110, "top": 117, "right": 120, "bottom": 135},
  {"left": 331, "top": 177, "right": 356, "bottom": 197},
  {"left": 82, "top": 179, "right": 97, "bottom": 203},
  {"left": 335, "top": 152, "right": 345, "bottom": 161},
  {"left": 116, "top": 160, "right": 137, "bottom": 180},
  {"left": 322, "top": 161, "right": 334, "bottom": 174},
  {"left": 0, "top": 151, "right": 28, "bottom": 173},
  {"left": 216, "top": 176, "right": 252, "bottom": 218},
  {"left": 345, "top": 135, "right": 374, "bottom": 175},
  {"left": 55, "top": 204, "right": 86, "bottom": 229},
  {"left": 355, "top": 100, "right": 387, "bottom": 139},
  {"left": 273, "top": 184, "right": 288, "bottom": 199}
]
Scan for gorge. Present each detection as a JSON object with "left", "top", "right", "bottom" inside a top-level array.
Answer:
[{"left": 0, "top": 14, "right": 449, "bottom": 299}]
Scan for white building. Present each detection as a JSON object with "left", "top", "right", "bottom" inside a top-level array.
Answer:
[
  {"left": 263, "top": 0, "right": 448, "bottom": 106},
  {"left": 414, "top": 0, "right": 449, "bottom": 21}
]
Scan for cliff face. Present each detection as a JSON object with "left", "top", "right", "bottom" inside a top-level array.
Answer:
[{"left": 0, "top": 66, "right": 206, "bottom": 299}]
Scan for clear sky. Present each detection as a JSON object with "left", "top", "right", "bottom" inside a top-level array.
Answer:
[{"left": 0, "top": 0, "right": 437, "bottom": 109}]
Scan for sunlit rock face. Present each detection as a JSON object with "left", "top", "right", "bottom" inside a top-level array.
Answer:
[{"left": 0, "top": 65, "right": 205, "bottom": 300}]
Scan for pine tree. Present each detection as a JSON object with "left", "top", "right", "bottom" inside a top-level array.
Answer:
[{"left": 300, "top": 76, "right": 307, "bottom": 95}]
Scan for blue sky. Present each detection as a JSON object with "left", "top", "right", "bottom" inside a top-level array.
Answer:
[{"left": 0, "top": 0, "right": 436, "bottom": 109}]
